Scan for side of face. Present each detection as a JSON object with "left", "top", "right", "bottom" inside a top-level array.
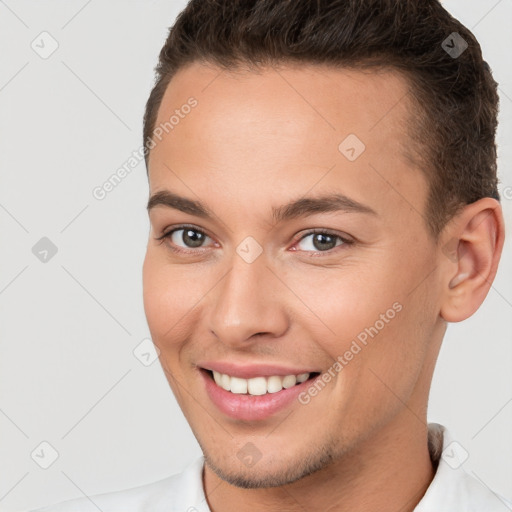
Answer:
[{"left": 142, "top": 62, "right": 451, "bottom": 487}]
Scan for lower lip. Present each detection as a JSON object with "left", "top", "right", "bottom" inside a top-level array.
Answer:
[{"left": 201, "top": 369, "right": 318, "bottom": 421}]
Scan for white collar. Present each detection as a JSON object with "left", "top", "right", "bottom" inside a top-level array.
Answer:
[{"left": 414, "top": 423, "right": 511, "bottom": 511}]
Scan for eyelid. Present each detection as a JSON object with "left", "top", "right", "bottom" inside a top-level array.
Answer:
[{"left": 155, "top": 223, "right": 211, "bottom": 241}]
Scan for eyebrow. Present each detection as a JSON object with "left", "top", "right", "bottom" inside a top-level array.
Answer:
[{"left": 147, "top": 190, "right": 378, "bottom": 222}]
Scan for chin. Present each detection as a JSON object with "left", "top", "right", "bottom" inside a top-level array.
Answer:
[{"left": 203, "top": 443, "right": 338, "bottom": 489}]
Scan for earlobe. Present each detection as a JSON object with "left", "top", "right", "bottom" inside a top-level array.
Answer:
[{"left": 439, "top": 198, "right": 505, "bottom": 323}]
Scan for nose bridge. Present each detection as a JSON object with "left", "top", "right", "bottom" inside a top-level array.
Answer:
[{"left": 208, "top": 249, "right": 288, "bottom": 345}]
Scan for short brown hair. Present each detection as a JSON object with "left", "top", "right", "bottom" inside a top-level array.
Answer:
[{"left": 143, "top": 0, "right": 500, "bottom": 238}]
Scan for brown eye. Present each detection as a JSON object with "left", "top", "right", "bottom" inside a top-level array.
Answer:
[
  {"left": 169, "top": 228, "right": 209, "bottom": 248},
  {"left": 295, "top": 231, "right": 350, "bottom": 253},
  {"left": 157, "top": 226, "right": 214, "bottom": 252}
]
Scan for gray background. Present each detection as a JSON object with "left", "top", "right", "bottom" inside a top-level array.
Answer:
[{"left": 0, "top": 1, "right": 511, "bottom": 510}]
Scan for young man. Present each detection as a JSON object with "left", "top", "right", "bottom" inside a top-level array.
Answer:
[{"left": 36, "top": 0, "right": 510, "bottom": 510}]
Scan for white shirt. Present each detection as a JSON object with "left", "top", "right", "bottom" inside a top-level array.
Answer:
[{"left": 34, "top": 424, "right": 511, "bottom": 511}]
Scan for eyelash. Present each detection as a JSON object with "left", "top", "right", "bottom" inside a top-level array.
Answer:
[{"left": 156, "top": 224, "right": 354, "bottom": 257}]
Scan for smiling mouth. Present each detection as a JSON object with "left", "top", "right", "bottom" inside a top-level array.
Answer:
[{"left": 202, "top": 368, "right": 321, "bottom": 396}]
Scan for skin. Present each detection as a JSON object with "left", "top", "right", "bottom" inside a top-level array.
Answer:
[{"left": 142, "top": 62, "right": 504, "bottom": 512}]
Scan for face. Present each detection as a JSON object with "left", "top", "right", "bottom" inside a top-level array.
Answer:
[{"left": 142, "top": 62, "right": 446, "bottom": 488}]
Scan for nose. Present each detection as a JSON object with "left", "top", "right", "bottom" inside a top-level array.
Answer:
[{"left": 207, "top": 250, "right": 289, "bottom": 347}]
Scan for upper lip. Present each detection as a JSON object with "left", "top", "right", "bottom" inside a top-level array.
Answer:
[{"left": 198, "top": 361, "right": 319, "bottom": 379}]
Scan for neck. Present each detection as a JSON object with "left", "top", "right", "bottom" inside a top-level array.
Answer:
[{"left": 203, "top": 416, "right": 435, "bottom": 512}]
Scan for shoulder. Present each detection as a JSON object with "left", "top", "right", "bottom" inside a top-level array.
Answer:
[
  {"left": 418, "top": 466, "right": 512, "bottom": 511},
  {"left": 31, "top": 456, "right": 207, "bottom": 512},
  {"left": 416, "top": 424, "right": 512, "bottom": 511}
]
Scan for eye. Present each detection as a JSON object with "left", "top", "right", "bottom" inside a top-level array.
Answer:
[
  {"left": 294, "top": 230, "right": 351, "bottom": 253},
  {"left": 155, "top": 225, "right": 352, "bottom": 255},
  {"left": 156, "top": 225, "right": 214, "bottom": 252}
]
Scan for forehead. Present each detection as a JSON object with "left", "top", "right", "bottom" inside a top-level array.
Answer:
[
  {"left": 152, "top": 61, "right": 413, "bottom": 152},
  {"left": 148, "top": 61, "right": 428, "bottom": 234}
]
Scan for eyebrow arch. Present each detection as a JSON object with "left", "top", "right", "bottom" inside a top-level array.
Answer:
[
  {"left": 147, "top": 190, "right": 378, "bottom": 222},
  {"left": 272, "top": 193, "right": 378, "bottom": 222}
]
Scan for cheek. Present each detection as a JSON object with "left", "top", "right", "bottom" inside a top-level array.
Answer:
[
  {"left": 283, "top": 254, "right": 428, "bottom": 392},
  {"left": 333, "top": 273, "right": 438, "bottom": 421},
  {"left": 142, "top": 249, "right": 208, "bottom": 346},
  {"left": 283, "top": 260, "right": 395, "bottom": 347}
]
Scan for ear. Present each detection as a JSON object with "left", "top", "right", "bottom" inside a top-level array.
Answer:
[{"left": 439, "top": 198, "right": 505, "bottom": 323}]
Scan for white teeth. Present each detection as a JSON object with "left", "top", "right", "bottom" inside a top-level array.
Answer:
[
  {"left": 210, "top": 370, "right": 311, "bottom": 396},
  {"left": 267, "top": 375, "right": 283, "bottom": 394},
  {"left": 230, "top": 376, "right": 247, "bottom": 394},
  {"left": 282, "top": 374, "right": 297, "bottom": 388},
  {"left": 247, "top": 377, "right": 267, "bottom": 395},
  {"left": 220, "top": 373, "right": 231, "bottom": 391},
  {"left": 213, "top": 371, "right": 222, "bottom": 386}
]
